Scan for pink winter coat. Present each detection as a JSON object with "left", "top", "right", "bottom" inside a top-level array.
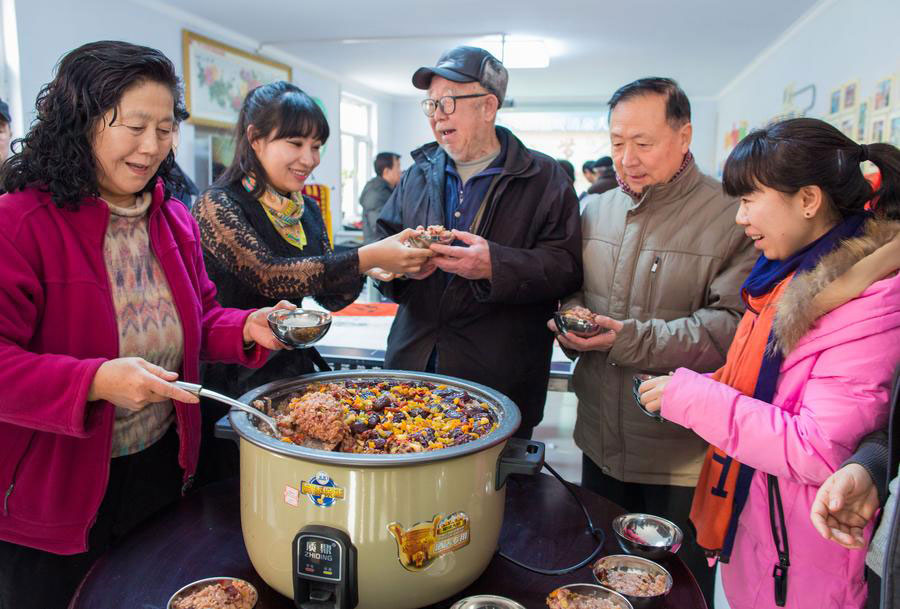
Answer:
[
  {"left": 0, "top": 182, "right": 268, "bottom": 554},
  {"left": 662, "top": 220, "right": 900, "bottom": 609}
]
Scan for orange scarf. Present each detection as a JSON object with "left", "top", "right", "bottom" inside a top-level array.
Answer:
[{"left": 689, "top": 276, "right": 793, "bottom": 559}]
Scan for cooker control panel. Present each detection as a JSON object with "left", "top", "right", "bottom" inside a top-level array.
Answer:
[
  {"left": 298, "top": 534, "right": 342, "bottom": 581},
  {"left": 293, "top": 525, "right": 358, "bottom": 609}
]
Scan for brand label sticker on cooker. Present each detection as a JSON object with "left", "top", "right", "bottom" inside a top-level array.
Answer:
[
  {"left": 300, "top": 471, "right": 345, "bottom": 507},
  {"left": 387, "top": 511, "right": 470, "bottom": 572}
]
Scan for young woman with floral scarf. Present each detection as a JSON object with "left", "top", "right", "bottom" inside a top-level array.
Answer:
[{"left": 191, "top": 82, "right": 431, "bottom": 481}]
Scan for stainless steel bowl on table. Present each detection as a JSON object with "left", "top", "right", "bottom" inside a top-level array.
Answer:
[{"left": 611, "top": 513, "right": 683, "bottom": 560}]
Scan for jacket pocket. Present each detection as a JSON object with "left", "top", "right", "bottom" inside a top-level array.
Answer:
[{"left": 1, "top": 430, "right": 35, "bottom": 517}]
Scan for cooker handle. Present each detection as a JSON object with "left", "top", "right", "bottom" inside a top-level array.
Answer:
[
  {"left": 214, "top": 414, "right": 240, "bottom": 444},
  {"left": 495, "top": 438, "right": 545, "bottom": 490}
]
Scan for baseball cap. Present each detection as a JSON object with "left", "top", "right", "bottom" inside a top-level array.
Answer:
[
  {"left": 412, "top": 46, "right": 501, "bottom": 90},
  {"left": 0, "top": 99, "right": 10, "bottom": 124}
]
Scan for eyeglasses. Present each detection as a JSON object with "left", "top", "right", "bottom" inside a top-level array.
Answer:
[{"left": 421, "top": 93, "right": 489, "bottom": 117}]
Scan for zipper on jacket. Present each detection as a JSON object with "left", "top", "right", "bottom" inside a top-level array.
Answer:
[
  {"left": 2, "top": 432, "right": 36, "bottom": 517},
  {"left": 3, "top": 484, "right": 13, "bottom": 516},
  {"left": 646, "top": 256, "right": 660, "bottom": 312}
]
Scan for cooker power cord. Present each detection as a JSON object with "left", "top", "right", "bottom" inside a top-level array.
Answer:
[{"left": 497, "top": 461, "right": 606, "bottom": 575}]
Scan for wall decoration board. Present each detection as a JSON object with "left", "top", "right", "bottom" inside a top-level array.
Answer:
[
  {"left": 889, "top": 111, "right": 900, "bottom": 147},
  {"left": 183, "top": 30, "right": 292, "bottom": 129}
]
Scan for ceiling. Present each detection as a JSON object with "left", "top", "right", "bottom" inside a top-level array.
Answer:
[{"left": 165, "top": 0, "right": 820, "bottom": 103}]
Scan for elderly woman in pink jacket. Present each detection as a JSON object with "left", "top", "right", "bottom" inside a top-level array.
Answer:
[
  {"left": 0, "top": 42, "right": 297, "bottom": 609},
  {"left": 638, "top": 118, "right": 900, "bottom": 609}
]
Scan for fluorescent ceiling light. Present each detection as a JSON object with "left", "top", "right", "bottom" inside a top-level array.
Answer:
[{"left": 478, "top": 35, "right": 550, "bottom": 69}]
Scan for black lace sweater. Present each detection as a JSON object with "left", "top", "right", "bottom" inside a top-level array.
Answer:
[{"left": 192, "top": 180, "right": 363, "bottom": 395}]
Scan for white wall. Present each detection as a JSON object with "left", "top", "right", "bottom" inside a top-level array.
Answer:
[
  {"left": 689, "top": 99, "right": 717, "bottom": 176},
  {"left": 715, "top": 0, "right": 900, "bottom": 172}
]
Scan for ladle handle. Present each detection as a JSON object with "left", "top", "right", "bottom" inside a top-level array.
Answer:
[{"left": 173, "top": 381, "right": 279, "bottom": 434}]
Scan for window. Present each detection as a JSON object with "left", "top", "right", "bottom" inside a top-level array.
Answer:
[{"left": 340, "top": 94, "right": 374, "bottom": 227}]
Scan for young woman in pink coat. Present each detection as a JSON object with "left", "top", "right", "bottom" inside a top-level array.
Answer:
[{"left": 639, "top": 118, "right": 900, "bottom": 609}]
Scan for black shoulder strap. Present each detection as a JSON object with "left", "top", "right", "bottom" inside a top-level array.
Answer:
[{"left": 767, "top": 474, "right": 791, "bottom": 606}]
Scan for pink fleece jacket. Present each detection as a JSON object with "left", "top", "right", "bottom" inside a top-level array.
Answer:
[
  {"left": 0, "top": 182, "right": 268, "bottom": 554},
  {"left": 663, "top": 271, "right": 900, "bottom": 609}
]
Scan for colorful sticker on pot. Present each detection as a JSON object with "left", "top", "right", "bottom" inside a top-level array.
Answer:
[
  {"left": 387, "top": 511, "right": 470, "bottom": 571},
  {"left": 300, "top": 471, "right": 344, "bottom": 507},
  {"left": 283, "top": 485, "right": 299, "bottom": 507}
]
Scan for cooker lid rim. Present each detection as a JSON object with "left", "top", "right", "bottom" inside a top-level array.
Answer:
[{"left": 229, "top": 369, "right": 521, "bottom": 465}]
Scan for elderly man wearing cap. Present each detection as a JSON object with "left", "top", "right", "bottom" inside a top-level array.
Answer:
[
  {"left": 375, "top": 46, "right": 582, "bottom": 439},
  {"left": 0, "top": 99, "right": 11, "bottom": 164}
]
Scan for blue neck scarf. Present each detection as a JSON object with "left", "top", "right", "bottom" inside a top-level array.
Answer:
[{"left": 742, "top": 213, "right": 870, "bottom": 300}]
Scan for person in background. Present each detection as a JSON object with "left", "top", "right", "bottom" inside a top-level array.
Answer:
[
  {"left": 811, "top": 366, "right": 900, "bottom": 609},
  {"left": 0, "top": 41, "right": 290, "bottom": 609},
  {"left": 552, "top": 77, "right": 756, "bottom": 605},
  {"left": 587, "top": 155, "right": 617, "bottom": 196},
  {"left": 191, "top": 82, "right": 430, "bottom": 483},
  {"left": 0, "top": 99, "right": 11, "bottom": 164},
  {"left": 361, "top": 151, "right": 402, "bottom": 244},
  {"left": 376, "top": 46, "right": 582, "bottom": 440},
  {"left": 557, "top": 158, "right": 576, "bottom": 185},
  {"left": 639, "top": 119, "right": 900, "bottom": 609},
  {"left": 579, "top": 159, "right": 597, "bottom": 200},
  {"left": 581, "top": 159, "right": 597, "bottom": 183}
]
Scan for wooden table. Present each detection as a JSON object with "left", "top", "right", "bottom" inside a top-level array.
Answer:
[{"left": 70, "top": 473, "right": 706, "bottom": 609}]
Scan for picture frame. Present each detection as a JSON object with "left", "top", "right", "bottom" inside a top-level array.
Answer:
[
  {"left": 183, "top": 30, "right": 292, "bottom": 129},
  {"left": 869, "top": 114, "right": 887, "bottom": 144},
  {"left": 856, "top": 100, "right": 868, "bottom": 142},
  {"left": 829, "top": 88, "right": 842, "bottom": 115},
  {"left": 888, "top": 112, "right": 900, "bottom": 148},
  {"left": 873, "top": 77, "right": 892, "bottom": 111},
  {"left": 842, "top": 80, "right": 859, "bottom": 111}
]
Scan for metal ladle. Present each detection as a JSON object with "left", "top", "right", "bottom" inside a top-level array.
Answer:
[{"left": 174, "top": 381, "right": 280, "bottom": 437}]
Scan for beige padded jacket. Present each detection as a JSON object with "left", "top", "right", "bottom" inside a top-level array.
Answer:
[{"left": 568, "top": 160, "right": 757, "bottom": 486}]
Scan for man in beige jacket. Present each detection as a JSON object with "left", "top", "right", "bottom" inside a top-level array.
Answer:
[{"left": 551, "top": 77, "right": 755, "bottom": 605}]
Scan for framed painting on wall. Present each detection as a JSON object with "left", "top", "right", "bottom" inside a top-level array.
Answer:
[
  {"left": 829, "top": 88, "right": 842, "bottom": 115},
  {"left": 842, "top": 80, "right": 859, "bottom": 111},
  {"left": 888, "top": 112, "right": 900, "bottom": 148},
  {"left": 873, "top": 77, "right": 892, "bottom": 111},
  {"left": 183, "top": 30, "right": 292, "bottom": 129},
  {"left": 856, "top": 101, "right": 868, "bottom": 142},
  {"left": 870, "top": 115, "right": 886, "bottom": 144}
]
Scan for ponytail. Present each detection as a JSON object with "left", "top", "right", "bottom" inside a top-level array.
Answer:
[{"left": 862, "top": 143, "right": 900, "bottom": 220}]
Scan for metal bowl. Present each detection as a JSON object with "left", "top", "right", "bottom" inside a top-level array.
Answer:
[
  {"left": 167, "top": 576, "right": 258, "bottom": 609},
  {"left": 592, "top": 555, "right": 673, "bottom": 609},
  {"left": 554, "top": 311, "right": 608, "bottom": 338},
  {"left": 546, "top": 583, "right": 633, "bottom": 609},
  {"left": 451, "top": 595, "right": 527, "bottom": 609},
  {"left": 267, "top": 309, "right": 331, "bottom": 348},
  {"left": 612, "top": 513, "right": 683, "bottom": 559}
]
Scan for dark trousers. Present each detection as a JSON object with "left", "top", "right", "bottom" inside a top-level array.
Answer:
[
  {"left": 0, "top": 425, "right": 182, "bottom": 609},
  {"left": 582, "top": 454, "right": 715, "bottom": 608}
]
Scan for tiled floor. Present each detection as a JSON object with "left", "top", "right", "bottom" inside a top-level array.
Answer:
[{"left": 533, "top": 387, "right": 582, "bottom": 484}]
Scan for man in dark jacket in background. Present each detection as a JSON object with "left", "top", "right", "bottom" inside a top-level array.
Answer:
[
  {"left": 376, "top": 46, "right": 582, "bottom": 439},
  {"left": 360, "top": 152, "right": 401, "bottom": 244},
  {"left": 587, "top": 155, "right": 617, "bottom": 196}
]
